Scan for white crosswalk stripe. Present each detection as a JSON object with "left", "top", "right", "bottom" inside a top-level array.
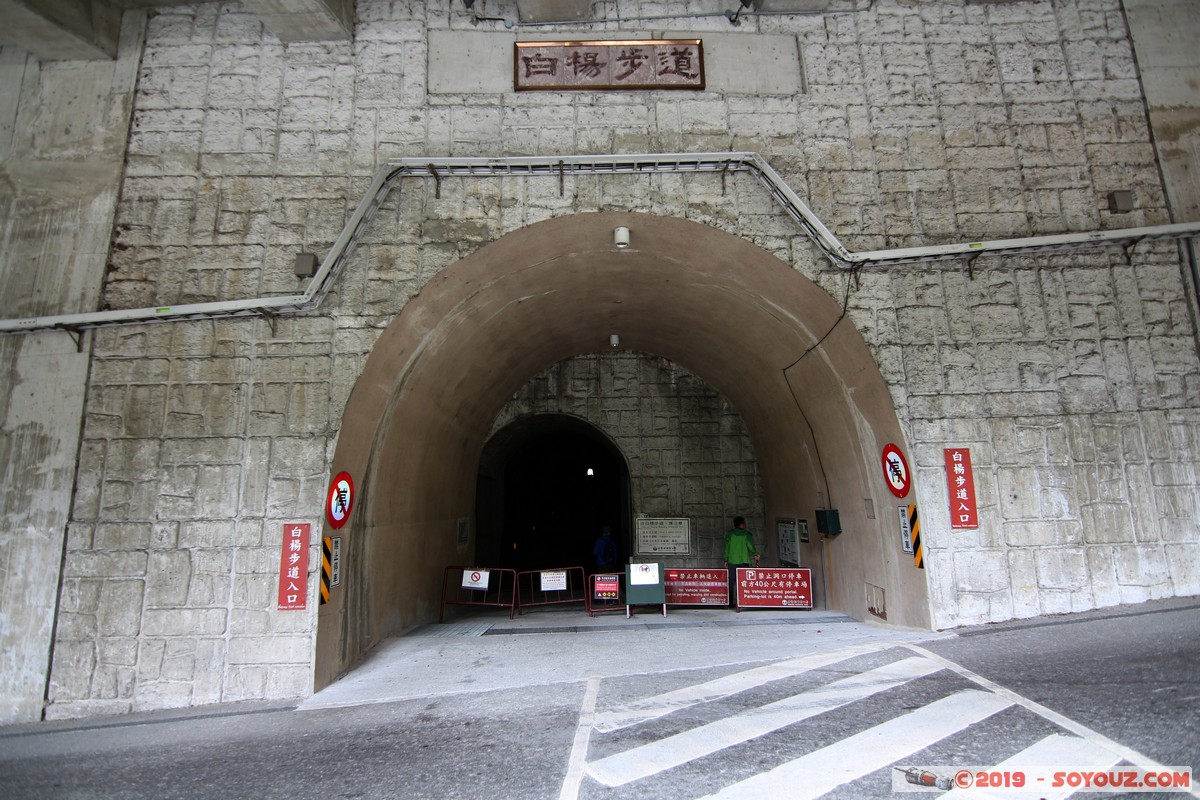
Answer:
[
  {"left": 568, "top": 646, "right": 1190, "bottom": 800},
  {"left": 695, "top": 689, "right": 1013, "bottom": 800},
  {"left": 591, "top": 641, "right": 895, "bottom": 734},
  {"left": 586, "top": 655, "right": 943, "bottom": 787},
  {"left": 932, "top": 733, "right": 1123, "bottom": 800}
]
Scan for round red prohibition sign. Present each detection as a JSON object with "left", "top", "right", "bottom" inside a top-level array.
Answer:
[
  {"left": 326, "top": 471, "right": 355, "bottom": 529},
  {"left": 882, "top": 443, "right": 911, "bottom": 498}
]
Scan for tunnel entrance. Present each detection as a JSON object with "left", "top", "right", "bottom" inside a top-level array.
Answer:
[
  {"left": 316, "top": 211, "right": 932, "bottom": 692},
  {"left": 476, "top": 414, "right": 631, "bottom": 572}
]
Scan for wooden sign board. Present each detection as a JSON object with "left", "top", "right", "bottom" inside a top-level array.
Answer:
[{"left": 515, "top": 40, "right": 704, "bottom": 91}]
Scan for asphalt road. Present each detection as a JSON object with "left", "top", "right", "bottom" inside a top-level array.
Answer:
[
  {"left": 920, "top": 599, "right": 1200, "bottom": 779},
  {"left": 1, "top": 598, "right": 1196, "bottom": 800}
]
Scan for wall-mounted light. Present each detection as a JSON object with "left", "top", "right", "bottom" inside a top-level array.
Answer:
[
  {"left": 614, "top": 226, "right": 630, "bottom": 248},
  {"left": 609, "top": 334, "right": 620, "bottom": 347}
]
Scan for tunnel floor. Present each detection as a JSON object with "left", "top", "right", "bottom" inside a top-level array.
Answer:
[{"left": 302, "top": 605, "right": 942, "bottom": 712}]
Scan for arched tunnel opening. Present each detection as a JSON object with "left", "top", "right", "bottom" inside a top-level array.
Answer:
[
  {"left": 476, "top": 414, "right": 631, "bottom": 572},
  {"left": 315, "top": 211, "right": 930, "bottom": 691}
]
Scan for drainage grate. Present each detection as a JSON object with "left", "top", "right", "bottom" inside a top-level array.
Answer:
[{"left": 411, "top": 622, "right": 494, "bottom": 637}]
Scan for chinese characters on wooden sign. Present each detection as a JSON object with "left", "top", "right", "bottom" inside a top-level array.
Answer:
[
  {"left": 515, "top": 40, "right": 704, "bottom": 91},
  {"left": 944, "top": 447, "right": 979, "bottom": 529}
]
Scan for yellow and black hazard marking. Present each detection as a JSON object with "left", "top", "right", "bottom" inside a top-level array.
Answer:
[
  {"left": 908, "top": 504, "right": 923, "bottom": 569},
  {"left": 321, "top": 536, "right": 333, "bottom": 604}
]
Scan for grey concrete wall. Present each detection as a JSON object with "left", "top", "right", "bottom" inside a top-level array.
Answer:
[
  {"left": 1126, "top": 0, "right": 1200, "bottom": 222},
  {"left": 0, "top": 0, "right": 1192, "bottom": 719},
  {"left": 0, "top": 15, "right": 142, "bottom": 724}
]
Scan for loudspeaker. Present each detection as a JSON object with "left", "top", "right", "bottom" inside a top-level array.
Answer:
[{"left": 816, "top": 508, "right": 841, "bottom": 535}]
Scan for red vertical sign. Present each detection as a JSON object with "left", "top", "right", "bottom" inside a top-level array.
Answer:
[
  {"left": 944, "top": 448, "right": 978, "bottom": 529},
  {"left": 277, "top": 522, "right": 311, "bottom": 610}
]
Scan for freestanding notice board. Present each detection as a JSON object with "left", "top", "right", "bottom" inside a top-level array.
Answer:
[
  {"left": 625, "top": 562, "right": 666, "bottom": 617},
  {"left": 663, "top": 568, "right": 728, "bottom": 606},
  {"left": 734, "top": 567, "right": 813, "bottom": 608}
]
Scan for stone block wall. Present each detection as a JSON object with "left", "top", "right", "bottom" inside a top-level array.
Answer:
[
  {"left": 12, "top": 0, "right": 1197, "bottom": 717},
  {"left": 489, "top": 353, "right": 767, "bottom": 565},
  {"left": 894, "top": 248, "right": 1200, "bottom": 627},
  {"left": 49, "top": 318, "right": 335, "bottom": 718}
]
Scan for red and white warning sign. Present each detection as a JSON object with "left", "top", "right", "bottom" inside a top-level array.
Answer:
[
  {"left": 326, "top": 471, "right": 355, "bottom": 529},
  {"left": 593, "top": 573, "right": 620, "bottom": 600},
  {"left": 664, "top": 568, "right": 728, "bottom": 606},
  {"left": 882, "top": 443, "right": 911, "bottom": 498}
]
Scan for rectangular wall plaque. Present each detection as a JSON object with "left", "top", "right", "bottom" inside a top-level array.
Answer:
[
  {"left": 515, "top": 39, "right": 704, "bottom": 91},
  {"left": 635, "top": 517, "right": 691, "bottom": 555}
]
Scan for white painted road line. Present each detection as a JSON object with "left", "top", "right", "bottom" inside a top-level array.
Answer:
[
  {"left": 902, "top": 644, "right": 1200, "bottom": 800},
  {"left": 932, "top": 733, "right": 1122, "bottom": 799},
  {"left": 586, "top": 655, "right": 944, "bottom": 787},
  {"left": 558, "top": 675, "right": 601, "bottom": 800},
  {"left": 696, "top": 689, "right": 1014, "bottom": 800},
  {"left": 591, "top": 641, "right": 899, "bottom": 733}
]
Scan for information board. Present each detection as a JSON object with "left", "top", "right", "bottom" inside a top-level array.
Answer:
[
  {"left": 664, "top": 568, "right": 728, "bottom": 606},
  {"left": 540, "top": 570, "right": 567, "bottom": 591},
  {"left": 734, "top": 567, "right": 813, "bottom": 609},
  {"left": 777, "top": 517, "right": 799, "bottom": 567},
  {"left": 635, "top": 518, "right": 691, "bottom": 555}
]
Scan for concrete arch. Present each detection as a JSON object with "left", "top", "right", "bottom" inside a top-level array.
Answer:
[{"left": 315, "top": 211, "right": 929, "bottom": 689}]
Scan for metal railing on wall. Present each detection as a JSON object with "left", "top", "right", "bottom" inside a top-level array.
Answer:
[{"left": 4, "top": 152, "right": 1198, "bottom": 336}]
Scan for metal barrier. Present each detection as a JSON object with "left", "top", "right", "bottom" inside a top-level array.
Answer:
[
  {"left": 515, "top": 566, "right": 588, "bottom": 616},
  {"left": 439, "top": 566, "right": 517, "bottom": 622}
]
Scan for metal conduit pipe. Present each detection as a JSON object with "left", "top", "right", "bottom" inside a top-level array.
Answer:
[
  {"left": 469, "top": 0, "right": 875, "bottom": 29},
  {"left": 2, "top": 151, "right": 1199, "bottom": 336}
]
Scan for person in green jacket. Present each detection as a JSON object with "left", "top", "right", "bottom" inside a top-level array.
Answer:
[{"left": 723, "top": 516, "right": 760, "bottom": 607}]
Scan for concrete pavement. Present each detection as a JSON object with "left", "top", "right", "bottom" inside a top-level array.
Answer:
[
  {"left": 301, "top": 605, "right": 950, "bottom": 711},
  {"left": 2, "top": 599, "right": 1196, "bottom": 800}
]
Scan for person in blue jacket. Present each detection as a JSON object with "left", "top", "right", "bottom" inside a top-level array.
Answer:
[{"left": 591, "top": 526, "right": 618, "bottom": 573}]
